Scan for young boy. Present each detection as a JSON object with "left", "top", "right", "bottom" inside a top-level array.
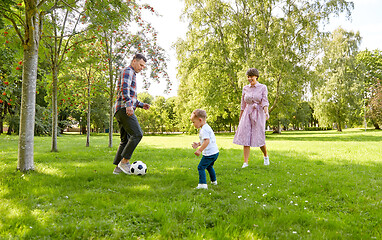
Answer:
[{"left": 190, "top": 109, "right": 219, "bottom": 189}]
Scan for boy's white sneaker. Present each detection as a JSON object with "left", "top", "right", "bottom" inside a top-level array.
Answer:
[
  {"left": 195, "top": 184, "right": 208, "bottom": 189},
  {"left": 264, "top": 156, "right": 270, "bottom": 165},
  {"left": 211, "top": 181, "right": 217, "bottom": 185},
  {"left": 242, "top": 162, "right": 249, "bottom": 168}
]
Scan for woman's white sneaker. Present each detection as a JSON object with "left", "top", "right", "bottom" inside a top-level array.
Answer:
[
  {"left": 264, "top": 156, "right": 270, "bottom": 165},
  {"left": 242, "top": 162, "right": 249, "bottom": 168}
]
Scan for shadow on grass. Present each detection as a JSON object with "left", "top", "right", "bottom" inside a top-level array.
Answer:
[
  {"left": 0, "top": 133, "right": 381, "bottom": 239},
  {"left": 264, "top": 130, "right": 382, "bottom": 142}
]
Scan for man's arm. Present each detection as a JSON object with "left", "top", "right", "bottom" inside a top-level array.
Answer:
[{"left": 121, "top": 68, "right": 134, "bottom": 108}]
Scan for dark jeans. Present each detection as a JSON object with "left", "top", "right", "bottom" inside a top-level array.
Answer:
[
  {"left": 198, "top": 152, "right": 219, "bottom": 184},
  {"left": 113, "top": 108, "right": 143, "bottom": 165}
]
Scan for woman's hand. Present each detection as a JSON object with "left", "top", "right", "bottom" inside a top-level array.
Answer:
[{"left": 265, "top": 111, "right": 269, "bottom": 120}]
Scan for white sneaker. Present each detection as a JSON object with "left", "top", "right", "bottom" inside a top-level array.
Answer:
[
  {"left": 195, "top": 184, "right": 208, "bottom": 189},
  {"left": 117, "top": 162, "right": 131, "bottom": 174},
  {"left": 242, "top": 162, "right": 249, "bottom": 168},
  {"left": 211, "top": 181, "right": 217, "bottom": 185},
  {"left": 264, "top": 156, "right": 270, "bottom": 165}
]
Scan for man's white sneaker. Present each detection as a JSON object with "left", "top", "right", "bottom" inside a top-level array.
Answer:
[
  {"left": 195, "top": 184, "right": 208, "bottom": 189},
  {"left": 264, "top": 156, "right": 270, "bottom": 165},
  {"left": 117, "top": 162, "right": 131, "bottom": 174},
  {"left": 211, "top": 181, "right": 217, "bottom": 185},
  {"left": 113, "top": 166, "right": 122, "bottom": 175},
  {"left": 242, "top": 162, "right": 249, "bottom": 168}
]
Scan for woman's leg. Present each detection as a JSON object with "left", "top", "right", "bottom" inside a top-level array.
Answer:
[
  {"left": 260, "top": 144, "right": 268, "bottom": 157},
  {"left": 244, "top": 146, "right": 250, "bottom": 163},
  {"left": 260, "top": 144, "right": 269, "bottom": 165}
]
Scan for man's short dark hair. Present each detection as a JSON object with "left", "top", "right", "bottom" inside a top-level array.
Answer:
[
  {"left": 246, "top": 68, "right": 259, "bottom": 78},
  {"left": 133, "top": 53, "right": 147, "bottom": 62}
]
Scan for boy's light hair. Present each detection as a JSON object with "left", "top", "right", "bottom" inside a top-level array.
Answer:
[{"left": 191, "top": 109, "right": 207, "bottom": 120}]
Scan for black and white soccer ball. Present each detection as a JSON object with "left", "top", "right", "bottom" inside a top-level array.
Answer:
[{"left": 130, "top": 161, "right": 147, "bottom": 175}]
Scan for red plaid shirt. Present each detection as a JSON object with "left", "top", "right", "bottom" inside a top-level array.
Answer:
[{"left": 114, "top": 65, "right": 143, "bottom": 114}]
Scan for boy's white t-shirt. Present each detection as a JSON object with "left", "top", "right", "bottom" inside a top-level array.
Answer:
[{"left": 199, "top": 123, "right": 219, "bottom": 156}]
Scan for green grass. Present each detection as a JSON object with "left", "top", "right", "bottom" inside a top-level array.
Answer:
[{"left": 0, "top": 129, "right": 381, "bottom": 239}]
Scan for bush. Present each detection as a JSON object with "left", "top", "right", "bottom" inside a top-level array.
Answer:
[
  {"left": 304, "top": 127, "right": 332, "bottom": 131},
  {"left": 34, "top": 105, "right": 52, "bottom": 136}
]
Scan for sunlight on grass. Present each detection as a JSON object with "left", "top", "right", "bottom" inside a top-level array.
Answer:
[
  {"left": 36, "top": 166, "right": 64, "bottom": 177},
  {"left": 130, "top": 184, "right": 151, "bottom": 191},
  {"left": 0, "top": 130, "right": 381, "bottom": 239},
  {"left": 164, "top": 166, "right": 187, "bottom": 172},
  {"left": 1, "top": 200, "right": 23, "bottom": 219}
]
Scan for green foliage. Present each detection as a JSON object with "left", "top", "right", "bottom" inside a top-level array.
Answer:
[
  {"left": 34, "top": 105, "right": 52, "bottom": 136},
  {"left": 0, "top": 130, "right": 381, "bottom": 239},
  {"left": 356, "top": 49, "right": 382, "bottom": 128},
  {"left": 304, "top": 126, "right": 332, "bottom": 131},
  {"left": 311, "top": 28, "right": 363, "bottom": 131},
  {"left": 0, "top": 24, "right": 22, "bottom": 124},
  {"left": 91, "top": 94, "right": 109, "bottom": 133},
  {"left": 136, "top": 94, "right": 181, "bottom": 133},
  {"left": 176, "top": 0, "right": 354, "bottom": 131}
]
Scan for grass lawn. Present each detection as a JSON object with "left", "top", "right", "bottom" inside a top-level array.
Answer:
[{"left": 0, "top": 129, "right": 381, "bottom": 239}]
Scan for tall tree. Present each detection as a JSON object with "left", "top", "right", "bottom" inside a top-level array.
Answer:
[
  {"left": 66, "top": 39, "right": 104, "bottom": 147},
  {"left": 0, "top": 0, "right": 59, "bottom": 171},
  {"left": 85, "top": 1, "right": 170, "bottom": 147},
  {"left": 0, "top": 25, "right": 22, "bottom": 134},
  {"left": 41, "top": 0, "right": 87, "bottom": 152},
  {"left": 311, "top": 28, "right": 362, "bottom": 131},
  {"left": 176, "top": 0, "right": 353, "bottom": 132},
  {"left": 356, "top": 49, "right": 382, "bottom": 129}
]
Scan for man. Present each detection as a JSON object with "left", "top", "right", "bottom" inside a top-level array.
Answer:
[{"left": 113, "top": 53, "right": 150, "bottom": 175}]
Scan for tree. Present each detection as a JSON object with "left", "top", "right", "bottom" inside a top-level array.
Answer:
[
  {"left": 41, "top": 0, "right": 88, "bottom": 152},
  {"left": 356, "top": 49, "right": 382, "bottom": 129},
  {"left": 0, "top": 0, "right": 55, "bottom": 171},
  {"left": 0, "top": 25, "right": 22, "bottom": 134},
  {"left": 85, "top": 0, "right": 170, "bottom": 147},
  {"left": 367, "top": 81, "right": 382, "bottom": 128},
  {"left": 176, "top": 0, "right": 354, "bottom": 133},
  {"left": 66, "top": 39, "right": 105, "bottom": 147},
  {"left": 311, "top": 28, "right": 362, "bottom": 131}
]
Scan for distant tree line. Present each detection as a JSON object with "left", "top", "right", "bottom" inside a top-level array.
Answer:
[{"left": 1, "top": 0, "right": 382, "bottom": 172}]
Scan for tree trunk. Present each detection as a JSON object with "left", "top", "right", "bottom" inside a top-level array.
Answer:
[
  {"left": 337, "top": 122, "right": 342, "bottom": 132},
  {"left": 108, "top": 63, "right": 115, "bottom": 148},
  {"left": 7, "top": 126, "right": 12, "bottom": 135},
  {"left": 18, "top": 7, "right": 40, "bottom": 171},
  {"left": 51, "top": 65, "right": 58, "bottom": 152},
  {"left": 86, "top": 78, "right": 90, "bottom": 147}
]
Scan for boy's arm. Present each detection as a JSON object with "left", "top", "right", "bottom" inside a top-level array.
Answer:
[
  {"left": 192, "top": 142, "right": 201, "bottom": 149},
  {"left": 194, "top": 138, "right": 210, "bottom": 156}
]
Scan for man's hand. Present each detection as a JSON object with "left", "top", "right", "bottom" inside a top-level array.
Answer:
[
  {"left": 143, "top": 103, "right": 150, "bottom": 110},
  {"left": 126, "top": 107, "right": 134, "bottom": 116}
]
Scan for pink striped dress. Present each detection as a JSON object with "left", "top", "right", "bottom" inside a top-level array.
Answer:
[{"left": 233, "top": 83, "right": 269, "bottom": 147}]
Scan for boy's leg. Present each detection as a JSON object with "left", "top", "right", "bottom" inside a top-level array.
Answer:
[
  {"left": 198, "top": 156, "right": 210, "bottom": 184},
  {"left": 206, "top": 153, "right": 219, "bottom": 182}
]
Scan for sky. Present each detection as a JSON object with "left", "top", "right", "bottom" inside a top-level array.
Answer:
[{"left": 140, "top": 0, "right": 382, "bottom": 98}]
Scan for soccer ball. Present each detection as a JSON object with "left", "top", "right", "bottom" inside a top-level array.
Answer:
[{"left": 130, "top": 161, "right": 147, "bottom": 175}]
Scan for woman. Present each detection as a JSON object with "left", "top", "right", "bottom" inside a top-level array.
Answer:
[{"left": 233, "top": 68, "right": 270, "bottom": 168}]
